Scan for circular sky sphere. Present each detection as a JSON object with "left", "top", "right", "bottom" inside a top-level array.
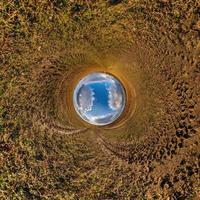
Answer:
[{"left": 73, "top": 72, "right": 126, "bottom": 126}]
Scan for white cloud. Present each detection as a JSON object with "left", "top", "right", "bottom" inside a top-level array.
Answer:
[
  {"left": 107, "top": 85, "right": 123, "bottom": 111},
  {"left": 78, "top": 86, "right": 95, "bottom": 113}
]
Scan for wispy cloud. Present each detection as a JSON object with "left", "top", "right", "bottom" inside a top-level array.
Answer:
[
  {"left": 107, "top": 85, "right": 123, "bottom": 111},
  {"left": 78, "top": 85, "right": 95, "bottom": 113}
]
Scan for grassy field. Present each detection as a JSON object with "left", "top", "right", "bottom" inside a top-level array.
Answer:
[{"left": 0, "top": 0, "right": 200, "bottom": 199}]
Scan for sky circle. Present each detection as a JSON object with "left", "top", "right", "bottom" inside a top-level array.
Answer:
[{"left": 73, "top": 72, "right": 126, "bottom": 126}]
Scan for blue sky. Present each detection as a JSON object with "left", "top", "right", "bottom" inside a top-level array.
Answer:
[
  {"left": 86, "top": 81, "right": 114, "bottom": 117},
  {"left": 73, "top": 72, "right": 125, "bottom": 125}
]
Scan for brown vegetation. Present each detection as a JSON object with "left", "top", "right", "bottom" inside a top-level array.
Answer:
[{"left": 0, "top": 0, "right": 200, "bottom": 199}]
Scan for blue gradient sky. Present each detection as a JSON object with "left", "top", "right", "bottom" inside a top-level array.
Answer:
[
  {"left": 73, "top": 72, "right": 125, "bottom": 125},
  {"left": 86, "top": 81, "right": 114, "bottom": 117}
]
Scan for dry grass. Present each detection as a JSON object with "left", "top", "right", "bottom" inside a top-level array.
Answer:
[{"left": 0, "top": 0, "right": 200, "bottom": 199}]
